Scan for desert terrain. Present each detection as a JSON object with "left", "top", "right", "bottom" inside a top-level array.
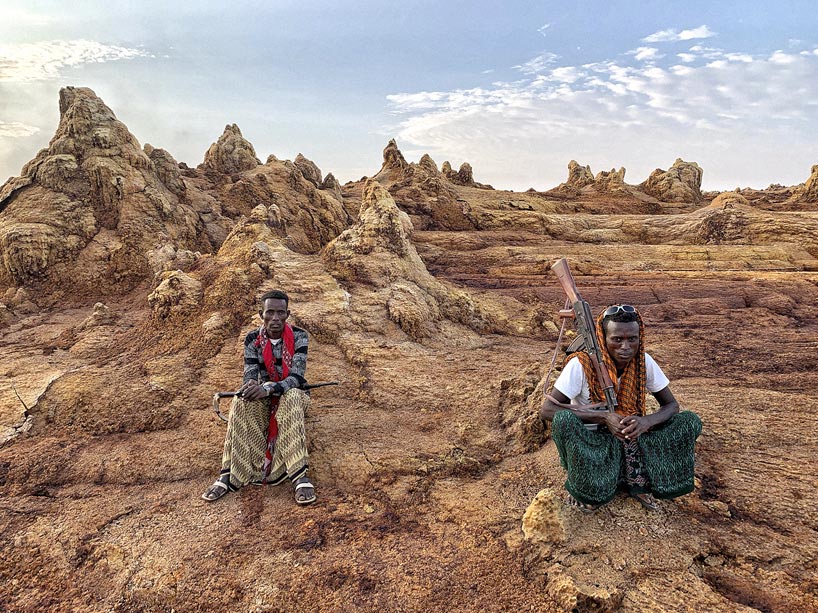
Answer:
[{"left": 1, "top": 87, "right": 817, "bottom": 612}]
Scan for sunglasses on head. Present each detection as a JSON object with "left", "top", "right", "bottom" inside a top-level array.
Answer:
[{"left": 603, "top": 304, "right": 636, "bottom": 317}]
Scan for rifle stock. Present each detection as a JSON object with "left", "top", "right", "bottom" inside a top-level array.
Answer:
[{"left": 550, "top": 258, "right": 618, "bottom": 413}]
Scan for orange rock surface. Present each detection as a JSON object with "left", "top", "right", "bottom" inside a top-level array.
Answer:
[{"left": 1, "top": 88, "right": 817, "bottom": 612}]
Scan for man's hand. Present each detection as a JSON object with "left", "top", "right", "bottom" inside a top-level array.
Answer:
[
  {"left": 238, "top": 380, "right": 268, "bottom": 401},
  {"left": 604, "top": 412, "right": 627, "bottom": 441},
  {"left": 620, "top": 414, "right": 651, "bottom": 440}
]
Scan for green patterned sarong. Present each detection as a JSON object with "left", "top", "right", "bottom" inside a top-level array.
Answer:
[{"left": 551, "top": 410, "right": 702, "bottom": 506}]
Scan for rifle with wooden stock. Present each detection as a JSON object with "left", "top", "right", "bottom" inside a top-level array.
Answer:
[{"left": 550, "top": 258, "right": 617, "bottom": 413}]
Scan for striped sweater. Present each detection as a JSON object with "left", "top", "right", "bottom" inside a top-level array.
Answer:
[{"left": 243, "top": 326, "right": 308, "bottom": 395}]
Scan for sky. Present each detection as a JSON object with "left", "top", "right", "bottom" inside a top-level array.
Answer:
[{"left": 1, "top": 0, "right": 817, "bottom": 192}]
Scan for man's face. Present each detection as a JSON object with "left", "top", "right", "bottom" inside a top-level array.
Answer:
[
  {"left": 260, "top": 298, "right": 289, "bottom": 339},
  {"left": 604, "top": 320, "right": 640, "bottom": 369}
]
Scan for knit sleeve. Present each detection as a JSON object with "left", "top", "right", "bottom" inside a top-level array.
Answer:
[{"left": 243, "top": 330, "right": 264, "bottom": 385}]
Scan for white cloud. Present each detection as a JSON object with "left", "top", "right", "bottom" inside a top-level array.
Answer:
[
  {"left": 630, "top": 47, "right": 663, "bottom": 62},
  {"left": 0, "top": 121, "right": 40, "bottom": 138},
  {"left": 386, "top": 40, "right": 818, "bottom": 190},
  {"left": 538, "top": 23, "right": 551, "bottom": 37},
  {"left": 769, "top": 50, "right": 797, "bottom": 64},
  {"left": 642, "top": 25, "right": 716, "bottom": 43},
  {"left": 512, "top": 52, "right": 558, "bottom": 75},
  {"left": 0, "top": 7, "right": 52, "bottom": 27},
  {"left": 0, "top": 39, "right": 152, "bottom": 82}
]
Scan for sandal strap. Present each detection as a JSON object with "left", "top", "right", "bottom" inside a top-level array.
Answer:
[{"left": 295, "top": 482, "right": 314, "bottom": 491}]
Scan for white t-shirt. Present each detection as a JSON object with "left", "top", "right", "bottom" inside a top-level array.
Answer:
[{"left": 553, "top": 353, "right": 670, "bottom": 429}]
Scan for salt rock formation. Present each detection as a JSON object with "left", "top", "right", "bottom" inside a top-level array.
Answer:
[
  {"left": 212, "top": 158, "right": 351, "bottom": 253},
  {"left": 522, "top": 488, "right": 565, "bottom": 545},
  {"left": 294, "top": 153, "right": 322, "bottom": 187},
  {"left": 418, "top": 153, "right": 439, "bottom": 175},
  {"left": 442, "top": 160, "right": 492, "bottom": 189},
  {"left": 594, "top": 167, "right": 627, "bottom": 193},
  {"left": 373, "top": 139, "right": 410, "bottom": 183},
  {"left": 148, "top": 270, "right": 203, "bottom": 319},
  {"left": 545, "top": 565, "right": 623, "bottom": 613},
  {"left": 369, "top": 141, "right": 473, "bottom": 230},
  {"left": 323, "top": 180, "right": 492, "bottom": 339},
  {"left": 710, "top": 190, "right": 750, "bottom": 209},
  {"left": 498, "top": 363, "right": 548, "bottom": 453},
  {"left": 0, "top": 87, "right": 201, "bottom": 288},
  {"left": 202, "top": 124, "right": 260, "bottom": 175},
  {"left": 788, "top": 164, "right": 818, "bottom": 203},
  {"left": 443, "top": 162, "right": 472, "bottom": 186},
  {"left": 320, "top": 172, "right": 343, "bottom": 201},
  {"left": 564, "top": 160, "right": 594, "bottom": 188},
  {"left": 641, "top": 158, "right": 703, "bottom": 203},
  {"left": 144, "top": 144, "right": 186, "bottom": 198},
  {"left": 696, "top": 207, "right": 748, "bottom": 244}
]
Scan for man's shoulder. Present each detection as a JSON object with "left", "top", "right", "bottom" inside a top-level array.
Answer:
[
  {"left": 244, "top": 328, "right": 261, "bottom": 344},
  {"left": 292, "top": 325, "right": 308, "bottom": 337},
  {"left": 292, "top": 326, "right": 309, "bottom": 345}
]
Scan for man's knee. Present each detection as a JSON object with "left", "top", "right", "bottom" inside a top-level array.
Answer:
[
  {"left": 230, "top": 397, "right": 268, "bottom": 419},
  {"left": 552, "top": 409, "right": 583, "bottom": 435},
  {"left": 277, "top": 388, "right": 310, "bottom": 417},
  {"left": 674, "top": 410, "right": 703, "bottom": 436}
]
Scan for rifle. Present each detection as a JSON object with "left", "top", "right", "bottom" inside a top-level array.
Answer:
[
  {"left": 212, "top": 381, "right": 340, "bottom": 422},
  {"left": 550, "top": 258, "right": 617, "bottom": 413}
]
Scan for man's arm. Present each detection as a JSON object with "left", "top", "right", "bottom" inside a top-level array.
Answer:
[
  {"left": 540, "top": 389, "right": 619, "bottom": 423},
  {"left": 242, "top": 330, "right": 263, "bottom": 385},
  {"left": 620, "top": 386, "right": 679, "bottom": 440},
  {"left": 542, "top": 391, "right": 628, "bottom": 439}
]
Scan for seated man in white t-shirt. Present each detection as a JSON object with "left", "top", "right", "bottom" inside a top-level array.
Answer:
[{"left": 539, "top": 304, "right": 702, "bottom": 512}]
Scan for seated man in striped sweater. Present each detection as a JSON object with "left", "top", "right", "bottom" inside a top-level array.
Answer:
[{"left": 202, "top": 290, "right": 315, "bottom": 505}]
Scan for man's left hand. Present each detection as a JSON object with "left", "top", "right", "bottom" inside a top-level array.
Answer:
[{"left": 620, "top": 415, "right": 651, "bottom": 440}]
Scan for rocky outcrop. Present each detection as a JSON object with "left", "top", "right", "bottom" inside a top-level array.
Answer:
[
  {"left": 144, "top": 144, "right": 186, "bottom": 198},
  {"left": 323, "top": 180, "right": 493, "bottom": 338},
  {"left": 0, "top": 87, "right": 201, "bottom": 288},
  {"left": 788, "top": 164, "right": 818, "bottom": 203},
  {"left": 212, "top": 159, "right": 351, "bottom": 253},
  {"left": 442, "top": 160, "right": 492, "bottom": 189},
  {"left": 710, "top": 190, "right": 750, "bottom": 209},
  {"left": 320, "top": 172, "right": 343, "bottom": 201},
  {"left": 564, "top": 160, "right": 594, "bottom": 189},
  {"left": 148, "top": 270, "right": 203, "bottom": 319},
  {"left": 294, "top": 153, "right": 322, "bottom": 187},
  {"left": 594, "top": 167, "right": 627, "bottom": 193},
  {"left": 373, "top": 139, "right": 409, "bottom": 183},
  {"left": 368, "top": 141, "right": 474, "bottom": 230},
  {"left": 202, "top": 124, "right": 260, "bottom": 175},
  {"left": 641, "top": 158, "right": 703, "bottom": 203}
]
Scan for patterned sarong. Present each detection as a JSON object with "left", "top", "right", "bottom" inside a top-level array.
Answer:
[
  {"left": 552, "top": 410, "right": 702, "bottom": 505},
  {"left": 221, "top": 389, "right": 311, "bottom": 490}
]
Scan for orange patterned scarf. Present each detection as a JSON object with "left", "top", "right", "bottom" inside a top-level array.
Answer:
[{"left": 566, "top": 306, "right": 646, "bottom": 417}]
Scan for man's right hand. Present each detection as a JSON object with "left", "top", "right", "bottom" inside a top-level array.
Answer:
[
  {"left": 604, "top": 412, "right": 627, "bottom": 441},
  {"left": 238, "top": 380, "right": 268, "bottom": 401}
]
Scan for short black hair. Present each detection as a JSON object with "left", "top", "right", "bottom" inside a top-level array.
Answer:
[
  {"left": 601, "top": 310, "right": 638, "bottom": 335},
  {"left": 259, "top": 290, "right": 289, "bottom": 309}
]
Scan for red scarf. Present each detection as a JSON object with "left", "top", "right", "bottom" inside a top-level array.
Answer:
[{"left": 253, "top": 323, "right": 295, "bottom": 478}]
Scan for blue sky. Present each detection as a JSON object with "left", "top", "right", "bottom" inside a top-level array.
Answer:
[{"left": 1, "top": 1, "right": 817, "bottom": 191}]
